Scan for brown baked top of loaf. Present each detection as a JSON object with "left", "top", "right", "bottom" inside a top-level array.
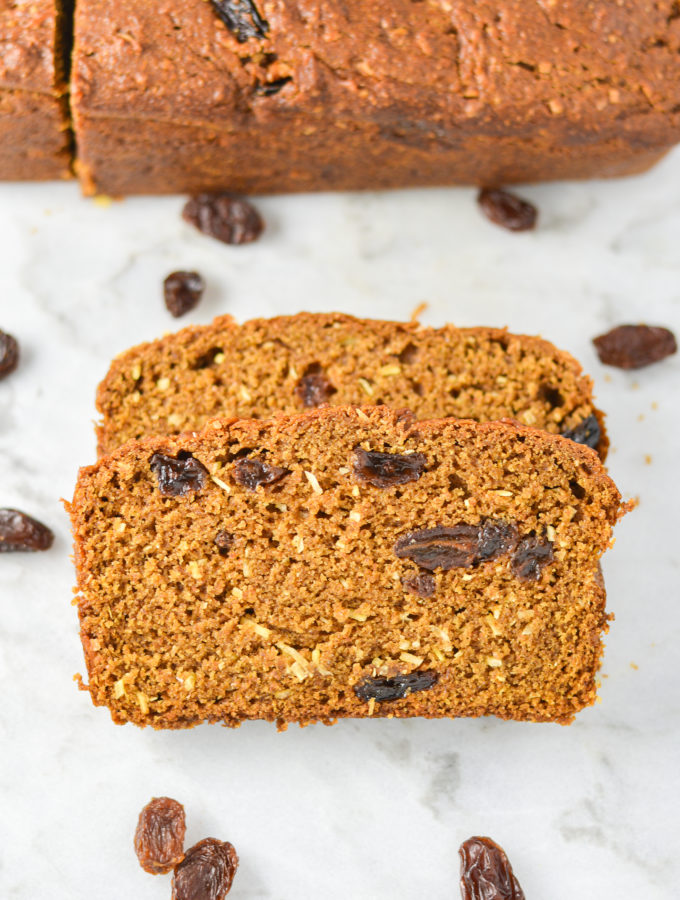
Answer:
[
  {"left": 96, "top": 312, "right": 606, "bottom": 458},
  {"left": 72, "top": 0, "right": 680, "bottom": 140},
  {"left": 69, "top": 406, "right": 627, "bottom": 730},
  {"left": 0, "top": 0, "right": 65, "bottom": 94}
]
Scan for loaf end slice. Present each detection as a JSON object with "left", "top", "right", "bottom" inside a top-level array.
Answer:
[
  {"left": 96, "top": 312, "right": 607, "bottom": 459},
  {"left": 69, "top": 406, "right": 628, "bottom": 730},
  {"left": 0, "top": 0, "right": 73, "bottom": 180}
]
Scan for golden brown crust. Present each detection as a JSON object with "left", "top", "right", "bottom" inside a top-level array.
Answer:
[
  {"left": 70, "top": 0, "right": 680, "bottom": 194},
  {"left": 70, "top": 406, "right": 626, "bottom": 730},
  {"left": 95, "top": 311, "right": 607, "bottom": 459}
]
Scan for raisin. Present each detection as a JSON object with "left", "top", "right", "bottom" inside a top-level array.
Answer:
[
  {"left": 210, "top": 0, "right": 269, "bottom": 42},
  {"left": 255, "top": 77, "right": 292, "bottom": 96},
  {"left": 459, "top": 836, "right": 526, "bottom": 900},
  {"left": 561, "top": 414, "right": 601, "bottom": 450},
  {"left": 354, "top": 448, "right": 427, "bottom": 488},
  {"left": 395, "top": 525, "right": 479, "bottom": 570},
  {"left": 0, "top": 508, "right": 54, "bottom": 552},
  {"left": 150, "top": 452, "right": 209, "bottom": 497},
  {"left": 0, "top": 329, "right": 19, "bottom": 379},
  {"left": 477, "top": 188, "right": 537, "bottom": 232},
  {"left": 394, "top": 521, "right": 516, "bottom": 571},
  {"left": 593, "top": 324, "right": 677, "bottom": 369},
  {"left": 232, "top": 457, "right": 290, "bottom": 490},
  {"left": 401, "top": 572, "right": 436, "bottom": 598},
  {"left": 134, "top": 797, "right": 186, "bottom": 875},
  {"left": 477, "top": 520, "right": 519, "bottom": 561},
  {"left": 164, "top": 271, "right": 205, "bottom": 318},
  {"left": 295, "top": 371, "right": 337, "bottom": 407},
  {"left": 172, "top": 838, "right": 239, "bottom": 900},
  {"left": 214, "top": 531, "right": 234, "bottom": 553},
  {"left": 182, "top": 193, "right": 263, "bottom": 245},
  {"left": 354, "top": 670, "right": 438, "bottom": 703},
  {"left": 511, "top": 534, "right": 554, "bottom": 581}
]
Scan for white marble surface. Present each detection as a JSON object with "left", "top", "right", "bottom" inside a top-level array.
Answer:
[{"left": 1, "top": 150, "right": 680, "bottom": 899}]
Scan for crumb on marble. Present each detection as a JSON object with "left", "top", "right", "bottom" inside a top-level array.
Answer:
[{"left": 410, "top": 301, "right": 428, "bottom": 322}]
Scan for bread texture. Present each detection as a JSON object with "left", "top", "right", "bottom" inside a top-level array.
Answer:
[
  {"left": 96, "top": 312, "right": 607, "bottom": 459},
  {"left": 69, "top": 406, "right": 627, "bottom": 730},
  {"left": 0, "top": 0, "right": 72, "bottom": 180},
  {"left": 70, "top": 0, "right": 680, "bottom": 195}
]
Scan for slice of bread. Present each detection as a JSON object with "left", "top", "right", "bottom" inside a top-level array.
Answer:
[
  {"left": 69, "top": 406, "right": 627, "bottom": 730},
  {"left": 96, "top": 312, "right": 606, "bottom": 458}
]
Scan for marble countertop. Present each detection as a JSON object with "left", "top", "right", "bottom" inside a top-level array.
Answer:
[{"left": 1, "top": 150, "right": 679, "bottom": 899}]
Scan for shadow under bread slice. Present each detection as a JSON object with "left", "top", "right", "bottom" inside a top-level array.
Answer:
[
  {"left": 69, "top": 406, "right": 629, "bottom": 730},
  {"left": 95, "top": 312, "right": 607, "bottom": 458}
]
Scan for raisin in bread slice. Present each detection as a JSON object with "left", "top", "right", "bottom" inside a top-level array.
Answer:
[
  {"left": 96, "top": 312, "right": 606, "bottom": 459},
  {"left": 69, "top": 406, "right": 628, "bottom": 730}
]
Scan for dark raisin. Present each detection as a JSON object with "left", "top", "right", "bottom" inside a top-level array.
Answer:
[
  {"left": 182, "top": 193, "right": 264, "bottom": 245},
  {"left": 477, "top": 520, "right": 519, "bottom": 561},
  {"left": 593, "top": 324, "right": 677, "bottom": 369},
  {"left": 511, "top": 533, "right": 554, "bottom": 581},
  {"left": 393, "top": 524, "right": 478, "bottom": 570},
  {"left": 401, "top": 572, "right": 436, "bottom": 598},
  {"left": 172, "top": 838, "right": 239, "bottom": 900},
  {"left": 150, "top": 452, "right": 209, "bottom": 497},
  {"left": 134, "top": 797, "right": 186, "bottom": 875},
  {"left": 295, "top": 371, "right": 336, "bottom": 407},
  {"left": 561, "top": 414, "right": 601, "bottom": 450},
  {"left": 354, "top": 448, "right": 427, "bottom": 488},
  {"left": 478, "top": 188, "right": 537, "bottom": 232},
  {"left": 164, "top": 271, "right": 206, "bottom": 318},
  {"left": 232, "top": 457, "right": 290, "bottom": 491},
  {"left": 0, "top": 508, "right": 54, "bottom": 552},
  {"left": 459, "top": 836, "right": 525, "bottom": 900},
  {"left": 354, "top": 671, "right": 438, "bottom": 703},
  {"left": 255, "top": 77, "right": 292, "bottom": 96},
  {"left": 394, "top": 520, "right": 518, "bottom": 571},
  {"left": 210, "top": 0, "right": 269, "bottom": 42},
  {"left": 0, "top": 330, "right": 19, "bottom": 379},
  {"left": 214, "top": 531, "right": 234, "bottom": 553}
]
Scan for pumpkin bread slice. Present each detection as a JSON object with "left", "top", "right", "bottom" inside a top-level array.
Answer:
[
  {"left": 69, "top": 406, "right": 627, "bottom": 730},
  {"left": 96, "top": 312, "right": 606, "bottom": 458}
]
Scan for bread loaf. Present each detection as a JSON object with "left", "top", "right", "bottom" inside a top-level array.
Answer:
[{"left": 70, "top": 0, "right": 680, "bottom": 195}]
